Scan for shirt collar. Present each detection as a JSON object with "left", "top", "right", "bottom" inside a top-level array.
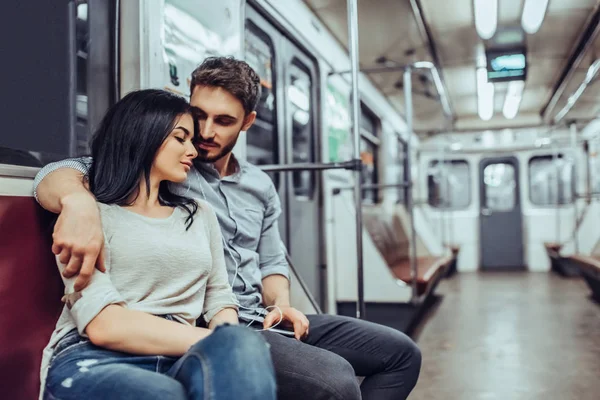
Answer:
[{"left": 194, "top": 153, "right": 246, "bottom": 182}]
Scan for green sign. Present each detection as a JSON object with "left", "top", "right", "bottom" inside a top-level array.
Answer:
[{"left": 326, "top": 83, "right": 351, "bottom": 162}]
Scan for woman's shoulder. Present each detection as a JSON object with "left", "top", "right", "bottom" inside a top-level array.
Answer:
[{"left": 192, "top": 198, "right": 217, "bottom": 220}]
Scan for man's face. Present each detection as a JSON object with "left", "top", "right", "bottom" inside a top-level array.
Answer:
[{"left": 190, "top": 85, "right": 256, "bottom": 163}]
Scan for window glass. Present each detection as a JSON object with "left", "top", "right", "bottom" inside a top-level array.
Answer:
[
  {"left": 75, "top": 2, "right": 90, "bottom": 155},
  {"left": 289, "top": 61, "right": 314, "bottom": 199},
  {"left": 244, "top": 24, "right": 279, "bottom": 188},
  {"left": 360, "top": 106, "right": 379, "bottom": 203},
  {"left": 0, "top": 1, "right": 89, "bottom": 167},
  {"left": 529, "top": 155, "right": 575, "bottom": 205},
  {"left": 483, "top": 163, "right": 516, "bottom": 211},
  {"left": 427, "top": 160, "right": 470, "bottom": 209}
]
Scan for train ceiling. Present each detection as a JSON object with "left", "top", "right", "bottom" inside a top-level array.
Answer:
[{"left": 304, "top": 0, "right": 600, "bottom": 135}]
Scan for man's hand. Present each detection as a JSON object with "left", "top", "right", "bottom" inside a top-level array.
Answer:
[
  {"left": 52, "top": 192, "right": 105, "bottom": 291},
  {"left": 263, "top": 305, "right": 309, "bottom": 341}
]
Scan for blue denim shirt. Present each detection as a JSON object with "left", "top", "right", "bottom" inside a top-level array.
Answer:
[{"left": 33, "top": 156, "right": 290, "bottom": 321}]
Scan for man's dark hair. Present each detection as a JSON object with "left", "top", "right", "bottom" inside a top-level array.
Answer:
[{"left": 190, "top": 56, "right": 261, "bottom": 115}]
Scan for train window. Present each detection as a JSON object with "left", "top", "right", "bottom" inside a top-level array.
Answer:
[
  {"left": 75, "top": 1, "right": 90, "bottom": 155},
  {"left": 360, "top": 106, "right": 380, "bottom": 204},
  {"left": 529, "top": 155, "right": 575, "bottom": 206},
  {"left": 0, "top": 2, "right": 89, "bottom": 168},
  {"left": 427, "top": 160, "right": 470, "bottom": 209},
  {"left": 483, "top": 163, "right": 516, "bottom": 211},
  {"left": 244, "top": 23, "right": 279, "bottom": 188},
  {"left": 289, "top": 61, "right": 315, "bottom": 199}
]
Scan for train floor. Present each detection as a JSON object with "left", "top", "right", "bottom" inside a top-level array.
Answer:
[{"left": 410, "top": 272, "right": 600, "bottom": 400}]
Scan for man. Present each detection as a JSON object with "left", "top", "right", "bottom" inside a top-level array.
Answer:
[{"left": 34, "top": 57, "right": 421, "bottom": 400}]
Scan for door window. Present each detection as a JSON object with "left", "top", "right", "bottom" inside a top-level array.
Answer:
[
  {"left": 483, "top": 163, "right": 517, "bottom": 211},
  {"left": 244, "top": 23, "right": 279, "bottom": 187},
  {"left": 288, "top": 61, "right": 315, "bottom": 199}
]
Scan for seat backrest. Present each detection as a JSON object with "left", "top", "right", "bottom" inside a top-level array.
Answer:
[
  {"left": 362, "top": 207, "right": 409, "bottom": 267},
  {"left": 591, "top": 237, "right": 600, "bottom": 258},
  {"left": 0, "top": 196, "right": 63, "bottom": 400},
  {"left": 393, "top": 205, "right": 431, "bottom": 257}
]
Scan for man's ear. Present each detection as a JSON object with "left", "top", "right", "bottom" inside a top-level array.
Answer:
[{"left": 241, "top": 111, "right": 257, "bottom": 131}]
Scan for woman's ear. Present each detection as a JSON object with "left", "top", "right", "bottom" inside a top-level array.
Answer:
[{"left": 241, "top": 111, "right": 257, "bottom": 131}]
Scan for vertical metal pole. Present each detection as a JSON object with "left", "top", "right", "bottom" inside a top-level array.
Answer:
[
  {"left": 347, "top": 0, "right": 365, "bottom": 319},
  {"left": 553, "top": 139, "right": 560, "bottom": 244},
  {"left": 570, "top": 123, "right": 579, "bottom": 253},
  {"left": 437, "top": 144, "right": 446, "bottom": 248},
  {"left": 585, "top": 140, "right": 592, "bottom": 204},
  {"left": 404, "top": 67, "right": 419, "bottom": 303}
]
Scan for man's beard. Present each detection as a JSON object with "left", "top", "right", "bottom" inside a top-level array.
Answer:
[{"left": 196, "top": 138, "right": 237, "bottom": 163}]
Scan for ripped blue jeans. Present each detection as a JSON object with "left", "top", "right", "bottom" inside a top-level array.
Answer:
[{"left": 43, "top": 324, "right": 276, "bottom": 400}]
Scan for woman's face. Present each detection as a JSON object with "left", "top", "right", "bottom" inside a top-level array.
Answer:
[{"left": 152, "top": 113, "right": 198, "bottom": 183}]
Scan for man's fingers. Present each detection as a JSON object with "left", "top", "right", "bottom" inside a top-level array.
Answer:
[
  {"left": 52, "top": 243, "right": 63, "bottom": 255},
  {"left": 263, "top": 312, "right": 277, "bottom": 329},
  {"left": 95, "top": 246, "right": 106, "bottom": 273},
  {"left": 74, "top": 261, "right": 94, "bottom": 292},
  {"left": 58, "top": 248, "right": 72, "bottom": 267},
  {"left": 292, "top": 318, "right": 304, "bottom": 341},
  {"left": 63, "top": 254, "right": 82, "bottom": 279}
]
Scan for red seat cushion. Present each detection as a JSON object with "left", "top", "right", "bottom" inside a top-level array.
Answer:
[
  {"left": 390, "top": 256, "right": 451, "bottom": 296},
  {"left": 0, "top": 196, "right": 63, "bottom": 400}
]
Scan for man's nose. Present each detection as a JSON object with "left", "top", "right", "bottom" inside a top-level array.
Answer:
[{"left": 201, "top": 120, "right": 216, "bottom": 140}]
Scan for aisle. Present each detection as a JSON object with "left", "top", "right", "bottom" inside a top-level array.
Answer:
[{"left": 410, "top": 272, "right": 600, "bottom": 400}]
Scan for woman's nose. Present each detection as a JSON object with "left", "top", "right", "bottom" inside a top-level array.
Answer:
[{"left": 187, "top": 142, "right": 198, "bottom": 158}]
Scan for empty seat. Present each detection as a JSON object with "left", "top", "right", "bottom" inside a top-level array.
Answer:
[
  {"left": 363, "top": 207, "right": 450, "bottom": 298},
  {"left": 0, "top": 196, "right": 63, "bottom": 400},
  {"left": 568, "top": 254, "right": 600, "bottom": 302}
]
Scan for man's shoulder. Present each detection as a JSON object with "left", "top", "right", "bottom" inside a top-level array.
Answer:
[{"left": 240, "top": 161, "right": 276, "bottom": 193}]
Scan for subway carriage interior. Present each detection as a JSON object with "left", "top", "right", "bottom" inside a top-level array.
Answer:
[{"left": 1, "top": 0, "right": 600, "bottom": 399}]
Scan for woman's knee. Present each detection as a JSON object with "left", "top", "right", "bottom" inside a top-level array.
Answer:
[
  {"left": 45, "top": 364, "right": 186, "bottom": 400},
  {"left": 192, "top": 324, "right": 272, "bottom": 363},
  {"left": 184, "top": 325, "right": 276, "bottom": 398}
]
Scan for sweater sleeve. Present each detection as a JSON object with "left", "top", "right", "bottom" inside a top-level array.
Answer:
[
  {"left": 33, "top": 157, "right": 93, "bottom": 202},
  {"left": 200, "top": 201, "right": 239, "bottom": 324},
  {"left": 57, "top": 243, "right": 125, "bottom": 336}
]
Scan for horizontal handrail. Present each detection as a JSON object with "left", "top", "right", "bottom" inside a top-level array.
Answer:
[{"left": 259, "top": 160, "right": 362, "bottom": 172}]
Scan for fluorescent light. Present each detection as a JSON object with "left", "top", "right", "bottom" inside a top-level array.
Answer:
[
  {"left": 474, "top": 0, "right": 498, "bottom": 40},
  {"left": 503, "top": 80, "right": 525, "bottom": 119},
  {"left": 521, "top": 0, "right": 549, "bottom": 34},
  {"left": 477, "top": 68, "right": 495, "bottom": 121}
]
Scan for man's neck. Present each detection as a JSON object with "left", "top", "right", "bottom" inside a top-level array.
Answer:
[{"left": 212, "top": 152, "right": 238, "bottom": 177}]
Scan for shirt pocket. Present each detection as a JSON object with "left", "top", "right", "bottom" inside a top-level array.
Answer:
[{"left": 235, "top": 208, "right": 263, "bottom": 250}]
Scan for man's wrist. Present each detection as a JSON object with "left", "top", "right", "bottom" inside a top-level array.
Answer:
[{"left": 60, "top": 190, "right": 95, "bottom": 209}]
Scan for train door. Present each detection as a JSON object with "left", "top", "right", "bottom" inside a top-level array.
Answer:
[
  {"left": 245, "top": 6, "right": 323, "bottom": 305},
  {"left": 479, "top": 156, "right": 524, "bottom": 270}
]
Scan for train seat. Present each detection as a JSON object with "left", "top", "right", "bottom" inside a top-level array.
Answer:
[
  {"left": 363, "top": 207, "right": 451, "bottom": 297},
  {"left": 565, "top": 239, "right": 600, "bottom": 301},
  {"left": 0, "top": 195, "right": 63, "bottom": 400}
]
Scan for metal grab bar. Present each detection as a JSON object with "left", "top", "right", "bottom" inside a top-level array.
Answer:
[
  {"left": 281, "top": 242, "right": 323, "bottom": 315},
  {"left": 332, "top": 182, "right": 410, "bottom": 195},
  {"left": 329, "top": 61, "right": 453, "bottom": 123},
  {"left": 259, "top": 160, "right": 361, "bottom": 172},
  {"left": 347, "top": 0, "right": 365, "bottom": 320}
]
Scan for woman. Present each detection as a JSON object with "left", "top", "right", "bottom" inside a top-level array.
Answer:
[{"left": 40, "top": 89, "right": 276, "bottom": 400}]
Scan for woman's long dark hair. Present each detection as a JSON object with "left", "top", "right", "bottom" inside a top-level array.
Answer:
[{"left": 88, "top": 89, "right": 198, "bottom": 229}]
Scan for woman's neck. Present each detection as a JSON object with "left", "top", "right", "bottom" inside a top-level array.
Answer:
[{"left": 125, "top": 175, "right": 173, "bottom": 217}]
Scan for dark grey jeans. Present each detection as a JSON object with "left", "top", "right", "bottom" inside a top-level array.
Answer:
[{"left": 260, "top": 314, "right": 422, "bottom": 400}]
